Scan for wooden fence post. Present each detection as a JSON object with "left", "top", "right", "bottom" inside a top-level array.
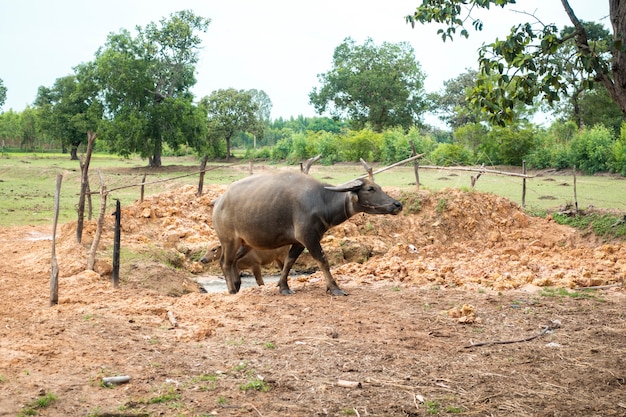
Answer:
[
  {"left": 522, "top": 161, "right": 527, "bottom": 208},
  {"left": 197, "top": 156, "right": 208, "bottom": 197},
  {"left": 409, "top": 141, "right": 420, "bottom": 190},
  {"left": 50, "top": 174, "right": 62, "bottom": 306},
  {"left": 87, "top": 170, "right": 108, "bottom": 271},
  {"left": 77, "top": 131, "right": 97, "bottom": 243},
  {"left": 112, "top": 199, "right": 121, "bottom": 288},
  {"left": 573, "top": 165, "right": 578, "bottom": 213},
  {"left": 140, "top": 173, "right": 147, "bottom": 202}
]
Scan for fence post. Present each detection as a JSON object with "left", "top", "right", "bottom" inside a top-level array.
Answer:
[
  {"left": 573, "top": 165, "right": 578, "bottom": 213},
  {"left": 112, "top": 199, "right": 121, "bottom": 288},
  {"left": 140, "top": 173, "right": 147, "bottom": 202},
  {"left": 409, "top": 141, "right": 420, "bottom": 190},
  {"left": 522, "top": 160, "right": 527, "bottom": 208},
  {"left": 50, "top": 174, "right": 62, "bottom": 306},
  {"left": 87, "top": 170, "right": 108, "bottom": 271},
  {"left": 197, "top": 156, "right": 208, "bottom": 197}
]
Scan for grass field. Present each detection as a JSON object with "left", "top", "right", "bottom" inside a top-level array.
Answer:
[{"left": 0, "top": 152, "right": 625, "bottom": 227}]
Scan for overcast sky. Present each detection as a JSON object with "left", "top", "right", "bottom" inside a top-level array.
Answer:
[{"left": 0, "top": 1, "right": 610, "bottom": 122}]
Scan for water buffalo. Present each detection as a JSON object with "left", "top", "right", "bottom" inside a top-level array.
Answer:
[
  {"left": 212, "top": 172, "right": 402, "bottom": 296},
  {"left": 200, "top": 241, "right": 288, "bottom": 286}
]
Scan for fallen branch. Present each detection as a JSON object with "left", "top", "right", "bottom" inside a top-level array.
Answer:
[{"left": 463, "top": 321, "right": 561, "bottom": 349}]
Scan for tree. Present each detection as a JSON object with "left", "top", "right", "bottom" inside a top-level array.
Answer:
[
  {"left": 35, "top": 72, "right": 102, "bottom": 159},
  {"left": 406, "top": 1, "right": 624, "bottom": 126},
  {"left": 246, "top": 89, "right": 272, "bottom": 148},
  {"left": 547, "top": 22, "right": 613, "bottom": 128},
  {"left": 0, "top": 79, "right": 6, "bottom": 110},
  {"left": 309, "top": 37, "right": 427, "bottom": 132},
  {"left": 94, "top": 10, "right": 210, "bottom": 167},
  {"left": 431, "top": 69, "right": 481, "bottom": 129},
  {"left": 200, "top": 89, "right": 261, "bottom": 161}
]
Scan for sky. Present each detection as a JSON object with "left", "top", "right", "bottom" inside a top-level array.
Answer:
[{"left": 0, "top": 1, "right": 610, "bottom": 124}]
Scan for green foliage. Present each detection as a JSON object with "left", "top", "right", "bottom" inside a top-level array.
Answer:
[
  {"left": 431, "top": 69, "right": 483, "bottom": 129},
  {"left": 570, "top": 125, "right": 614, "bottom": 174},
  {"left": 609, "top": 123, "right": 626, "bottom": 175},
  {"left": 0, "top": 78, "right": 6, "bottom": 109},
  {"left": 201, "top": 88, "right": 261, "bottom": 160},
  {"left": 578, "top": 85, "right": 625, "bottom": 134},
  {"left": 479, "top": 125, "right": 537, "bottom": 165},
  {"left": 310, "top": 37, "right": 427, "bottom": 132},
  {"left": 94, "top": 10, "right": 210, "bottom": 166},
  {"left": 35, "top": 72, "right": 103, "bottom": 159},
  {"left": 552, "top": 212, "right": 626, "bottom": 240},
  {"left": 453, "top": 122, "right": 488, "bottom": 155},
  {"left": 380, "top": 127, "right": 415, "bottom": 164},
  {"left": 407, "top": 1, "right": 622, "bottom": 127},
  {"left": 311, "top": 131, "right": 341, "bottom": 165},
  {"left": 239, "top": 378, "right": 271, "bottom": 392},
  {"left": 339, "top": 128, "right": 382, "bottom": 162},
  {"left": 271, "top": 136, "right": 293, "bottom": 161},
  {"left": 540, "top": 287, "right": 596, "bottom": 300},
  {"left": 429, "top": 143, "right": 473, "bottom": 166},
  {"left": 18, "top": 392, "right": 58, "bottom": 417}
]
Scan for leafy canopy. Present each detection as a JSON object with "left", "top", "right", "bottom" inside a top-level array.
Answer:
[
  {"left": 0, "top": 79, "right": 6, "bottom": 109},
  {"left": 200, "top": 89, "right": 261, "bottom": 160},
  {"left": 407, "top": 1, "right": 620, "bottom": 126},
  {"left": 94, "top": 10, "right": 210, "bottom": 166},
  {"left": 309, "top": 37, "right": 426, "bottom": 132}
]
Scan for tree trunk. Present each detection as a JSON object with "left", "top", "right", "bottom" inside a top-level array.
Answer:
[
  {"left": 225, "top": 134, "right": 232, "bottom": 162},
  {"left": 151, "top": 137, "right": 162, "bottom": 167},
  {"left": 70, "top": 145, "right": 79, "bottom": 160}
]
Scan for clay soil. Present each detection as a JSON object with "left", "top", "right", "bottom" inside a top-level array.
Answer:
[{"left": 1, "top": 181, "right": 625, "bottom": 417}]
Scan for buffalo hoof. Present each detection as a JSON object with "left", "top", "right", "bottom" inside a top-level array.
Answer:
[
  {"left": 329, "top": 288, "right": 348, "bottom": 296},
  {"left": 280, "top": 288, "right": 295, "bottom": 295}
]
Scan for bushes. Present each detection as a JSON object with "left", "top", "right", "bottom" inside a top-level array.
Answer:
[
  {"left": 239, "top": 122, "right": 624, "bottom": 178},
  {"left": 570, "top": 125, "right": 613, "bottom": 174}
]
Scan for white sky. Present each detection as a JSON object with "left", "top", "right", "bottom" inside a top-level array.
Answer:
[{"left": 0, "top": 1, "right": 610, "bottom": 122}]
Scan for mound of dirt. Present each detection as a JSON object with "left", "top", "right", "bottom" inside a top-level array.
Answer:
[{"left": 59, "top": 184, "right": 625, "bottom": 293}]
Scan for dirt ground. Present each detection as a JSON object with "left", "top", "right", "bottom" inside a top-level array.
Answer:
[{"left": 1, "top": 179, "right": 625, "bottom": 417}]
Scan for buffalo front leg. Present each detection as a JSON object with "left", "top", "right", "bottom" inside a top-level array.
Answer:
[
  {"left": 305, "top": 240, "right": 347, "bottom": 296},
  {"left": 277, "top": 244, "right": 305, "bottom": 295}
]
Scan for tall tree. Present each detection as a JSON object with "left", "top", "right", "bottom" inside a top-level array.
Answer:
[
  {"left": 94, "top": 10, "right": 210, "bottom": 167},
  {"left": 35, "top": 73, "right": 102, "bottom": 160},
  {"left": 0, "top": 79, "right": 6, "bottom": 110},
  {"left": 431, "top": 69, "right": 481, "bottom": 130},
  {"left": 309, "top": 37, "right": 427, "bottom": 132},
  {"left": 406, "top": 1, "right": 623, "bottom": 126},
  {"left": 200, "top": 89, "right": 261, "bottom": 161}
]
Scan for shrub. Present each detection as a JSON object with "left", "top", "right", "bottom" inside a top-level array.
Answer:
[
  {"left": 570, "top": 125, "right": 614, "bottom": 174},
  {"left": 429, "top": 143, "right": 473, "bottom": 166}
]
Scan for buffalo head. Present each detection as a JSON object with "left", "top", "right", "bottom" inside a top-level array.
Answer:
[{"left": 325, "top": 178, "right": 402, "bottom": 215}]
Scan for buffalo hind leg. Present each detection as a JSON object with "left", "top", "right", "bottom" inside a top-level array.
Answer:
[
  {"left": 220, "top": 242, "right": 249, "bottom": 294},
  {"left": 251, "top": 264, "right": 265, "bottom": 286},
  {"left": 277, "top": 244, "right": 305, "bottom": 295}
]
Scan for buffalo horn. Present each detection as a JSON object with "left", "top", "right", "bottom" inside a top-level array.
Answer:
[{"left": 324, "top": 179, "right": 364, "bottom": 192}]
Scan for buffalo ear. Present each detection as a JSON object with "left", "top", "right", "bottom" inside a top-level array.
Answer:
[{"left": 324, "top": 179, "right": 364, "bottom": 192}]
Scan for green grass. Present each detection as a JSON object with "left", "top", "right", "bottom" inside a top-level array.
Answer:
[
  {"left": 540, "top": 287, "right": 598, "bottom": 300},
  {"left": 0, "top": 152, "right": 624, "bottom": 228},
  {"left": 552, "top": 212, "right": 626, "bottom": 239},
  {"left": 18, "top": 392, "right": 58, "bottom": 417}
]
